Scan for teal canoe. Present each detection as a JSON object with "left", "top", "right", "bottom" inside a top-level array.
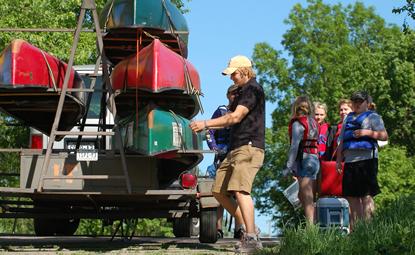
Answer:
[
  {"left": 117, "top": 105, "right": 203, "bottom": 170},
  {"left": 100, "top": 0, "right": 189, "bottom": 64}
]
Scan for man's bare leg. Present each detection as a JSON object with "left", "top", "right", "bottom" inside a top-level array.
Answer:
[
  {"left": 234, "top": 191, "right": 255, "bottom": 234},
  {"left": 213, "top": 192, "right": 245, "bottom": 228},
  {"left": 216, "top": 206, "right": 224, "bottom": 231}
]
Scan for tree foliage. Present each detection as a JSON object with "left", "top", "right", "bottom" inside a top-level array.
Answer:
[
  {"left": 76, "top": 219, "right": 173, "bottom": 237},
  {"left": 252, "top": 0, "right": 415, "bottom": 229},
  {"left": 393, "top": 0, "right": 415, "bottom": 32}
]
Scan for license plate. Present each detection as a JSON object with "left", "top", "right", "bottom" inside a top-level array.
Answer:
[
  {"left": 66, "top": 141, "right": 98, "bottom": 161},
  {"left": 67, "top": 142, "right": 96, "bottom": 151},
  {"left": 76, "top": 149, "right": 98, "bottom": 161}
]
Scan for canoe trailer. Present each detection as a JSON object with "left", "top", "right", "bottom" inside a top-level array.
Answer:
[{"left": 0, "top": 0, "right": 219, "bottom": 243}]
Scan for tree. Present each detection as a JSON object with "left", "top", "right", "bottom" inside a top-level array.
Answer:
[
  {"left": 392, "top": 0, "right": 415, "bottom": 32},
  {"left": 251, "top": 0, "right": 415, "bottom": 229}
]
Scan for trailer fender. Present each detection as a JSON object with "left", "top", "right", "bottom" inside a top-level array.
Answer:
[{"left": 197, "top": 178, "right": 219, "bottom": 209}]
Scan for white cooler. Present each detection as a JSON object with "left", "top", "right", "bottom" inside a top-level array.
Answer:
[{"left": 316, "top": 197, "right": 350, "bottom": 234}]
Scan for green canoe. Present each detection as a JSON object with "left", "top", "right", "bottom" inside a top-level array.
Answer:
[
  {"left": 117, "top": 105, "right": 203, "bottom": 170},
  {"left": 100, "top": 0, "right": 189, "bottom": 63}
]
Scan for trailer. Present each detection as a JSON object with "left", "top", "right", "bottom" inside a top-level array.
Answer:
[
  {"left": 0, "top": 149, "right": 218, "bottom": 242},
  {"left": 0, "top": 0, "right": 219, "bottom": 243}
]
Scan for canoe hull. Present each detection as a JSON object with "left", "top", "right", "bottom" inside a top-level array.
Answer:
[
  {"left": 0, "top": 39, "right": 86, "bottom": 140},
  {"left": 0, "top": 39, "right": 82, "bottom": 90},
  {"left": 112, "top": 39, "right": 200, "bottom": 92},
  {"left": 0, "top": 90, "right": 85, "bottom": 140},
  {"left": 100, "top": 0, "right": 189, "bottom": 63},
  {"left": 117, "top": 105, "right": 203, "bottom": 174},
  {"left": 112, "top": 39, "right": 201, "bottom": 119}
]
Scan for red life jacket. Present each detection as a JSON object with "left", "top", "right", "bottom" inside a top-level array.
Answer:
[
  {"left": 317, "top": 122, "right": 330, "bottom": 158},
  {"left": 289, "top": 116, "right": 318, "bottom": 155}
]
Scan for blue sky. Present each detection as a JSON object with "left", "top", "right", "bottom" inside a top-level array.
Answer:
[{"left": 183, "top": 0, "right": 408, "bottom": 235}]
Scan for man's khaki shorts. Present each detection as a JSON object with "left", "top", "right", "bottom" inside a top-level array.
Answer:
[{"left": 212, "top": 144, "right": 264, "bottom": 195}]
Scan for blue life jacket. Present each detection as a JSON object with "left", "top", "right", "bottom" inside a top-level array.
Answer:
[
  {"left": 343, "top": 111, "right": 377, "bottom": 150},
  {"left": 213, "top": 106, "right": 231, "bottom": 148}
]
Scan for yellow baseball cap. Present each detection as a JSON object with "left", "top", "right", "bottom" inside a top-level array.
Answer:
[{"left": 222, "top": 55, "right": 252, "bottom": 75}]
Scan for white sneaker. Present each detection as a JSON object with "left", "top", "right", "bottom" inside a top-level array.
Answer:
[
  {"left": 235, "top": 234, "right": 262, "bottom": 254},
  {"left": 234, "top": 225, "right": 261, "bottom": 249}
]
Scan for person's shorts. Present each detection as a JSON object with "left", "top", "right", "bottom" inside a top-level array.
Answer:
[
  {"left": 212, "top": 144, "right": 264, "bottom": 195},
  {"left": 296, "top": 156, "right": 320, "bottom": 180},
  {"left": 343, "top": 158, "right": 380, "bottom": 197}
]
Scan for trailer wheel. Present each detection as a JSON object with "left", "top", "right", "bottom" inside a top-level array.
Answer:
[
  {"left": 55, "top": 218, "right": 80, "bottom": 236},
  {"left": 190, "top": 218, "right": 200, "bottom": 237},
  {"left": 173, "top": 217, "right": 191, "bottom": 237},
  {"left": 34, "top": 218, "right": 57, "bottom": 236},
  {"left": 34, "top": 218, "right": 80, "bottom": 236},
  {"left": 199, "top": 207, "right": 218, "bottom": 243}
]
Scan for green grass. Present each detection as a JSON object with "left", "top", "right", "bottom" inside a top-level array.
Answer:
[{"left": 261, "top": 194, "right": 415, "bottom": 255}]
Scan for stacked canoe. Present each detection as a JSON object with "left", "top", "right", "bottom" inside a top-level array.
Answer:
[
  {"left": 100, "top": 0, "right": 204, "bottom": 173},
  {"left": 100, "top": 0, "right": 189, "bottom": 64},
  {"left": 0, "top": 39, "right": 86, "bottom": 140},
  {"left": 0, "top": 0, "right": 203, "bottom": 177},
  {"left": 111, "top": 39, "right": 200, "bottom": 119}
]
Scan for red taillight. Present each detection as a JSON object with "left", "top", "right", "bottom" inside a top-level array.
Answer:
[
  {"left": 30, "top": 134, "right": 43, "bottom": 149},
  {"left": 180, "top": 172, "right": 198, "bottom": 189}
]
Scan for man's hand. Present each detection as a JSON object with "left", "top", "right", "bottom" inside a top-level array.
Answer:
[{"left": 190, "top": 120, "right": 205, "bottom": 133}]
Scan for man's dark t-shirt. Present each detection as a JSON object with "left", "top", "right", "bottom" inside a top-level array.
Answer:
[{"left": 229, "top": 78, "right": 265, "bottom": 150}]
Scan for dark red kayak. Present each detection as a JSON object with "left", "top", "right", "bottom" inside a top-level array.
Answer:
[
  {"left": 0, "top": 39, "right": 86, "bottom": 140},
  {"left": 111, "top": 39, "right": 201, "bottom": 119}
]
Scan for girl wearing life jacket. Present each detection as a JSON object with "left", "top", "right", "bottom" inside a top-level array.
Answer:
[
  {"left": 336, "top": 91, "right": 388, "bottom": 230},
  {"left": 314, "top": 102, "right": 330, "bottom": 159},
  {"left": 286, "top": 96, "right": 320, "bottom": 223},
  {"left": 326, "top": 99, "right": 353, "bottom": 160}
]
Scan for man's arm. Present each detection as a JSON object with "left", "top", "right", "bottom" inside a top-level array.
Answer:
[{"left": 190, "top": 105, "right": 249, "bottom": 132}]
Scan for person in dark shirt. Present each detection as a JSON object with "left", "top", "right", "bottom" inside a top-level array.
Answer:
[{"left": 190, "top": 55, "right": 265, "bottom": 253}]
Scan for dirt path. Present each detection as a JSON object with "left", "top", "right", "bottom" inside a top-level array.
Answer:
[{"left": 0, "top": 236, "right": 280, "bottom": 254}]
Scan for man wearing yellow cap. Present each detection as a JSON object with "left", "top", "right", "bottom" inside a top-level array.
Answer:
[{"left": 190, "top": 55, "right": 265, "bottom": 253}]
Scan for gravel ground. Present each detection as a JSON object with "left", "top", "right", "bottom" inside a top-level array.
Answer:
[{"left": 0, "top": 236, "right": 279, "bottom": 254}]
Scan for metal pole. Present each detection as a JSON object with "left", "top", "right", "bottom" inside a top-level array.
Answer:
[
  {"left": 36, "top": 5, "right": 87, "bottom": 192},
  {"left": 92, "top": 4, "right": 132, "bottom": 194}
]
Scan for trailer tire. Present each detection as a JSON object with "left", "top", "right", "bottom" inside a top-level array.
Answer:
[
  {"left": 173, "top": 217, "right": 191, "bottom": 237},
  {"left": 34, "top": 218, "right": 57, "bottom": 236},
  {"left": 34, "top": 218, "right": 80, "bottom": 236},
  {"left": 55, "top": 218, "right": 80, "bottom": 236},
  {"left": 199, "top": 207, "right": 218, "bottom": 243}
]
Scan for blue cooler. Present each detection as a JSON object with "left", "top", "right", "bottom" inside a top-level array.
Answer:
[{"left": 316, "top": 197, "right": 350, "bottom": 233}]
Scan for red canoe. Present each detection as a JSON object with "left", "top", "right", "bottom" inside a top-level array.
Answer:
[
  {"left": 111, "top": 39, "right": 201, "bottom": 119},
  {"left": 0, "top": 39, "right": 86, "bottom": 140}
]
